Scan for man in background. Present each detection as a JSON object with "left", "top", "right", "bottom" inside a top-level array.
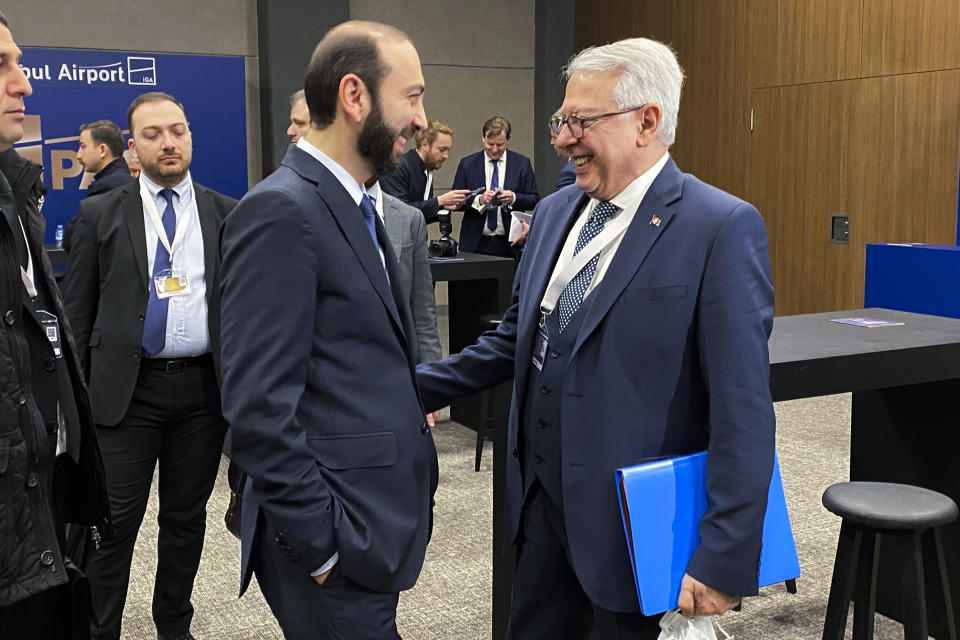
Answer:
[
  {"left": 380, "top": 119, "right": 470, "bottom": 224},
  {"left": 77, "top": 120, "right": 133, "bottom": 197},
  {"left": 286, "top": 89, "right": 309, "bottom": 143},
  {"left": 64, "top": 91, "right": 236, "bottom": 640},
  {"left": 0, "top": 11, "right": 111, "bottom": 638},
  {"left": 452, "top": 115, "right": 539, "bottom": 257},
  {"left": 123, "top": 148, "right": 141, "bottom": 179}
]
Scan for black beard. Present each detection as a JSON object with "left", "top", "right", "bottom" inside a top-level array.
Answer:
[{"left": 358, "top": 99, "right": 401, "bottom": 176}]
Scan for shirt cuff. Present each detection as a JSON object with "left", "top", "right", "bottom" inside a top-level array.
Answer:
[{"left": 311, "top": 551, "right": 339, "bottom": 577}]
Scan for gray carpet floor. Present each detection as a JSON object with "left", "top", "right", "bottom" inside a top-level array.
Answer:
[{"left": 116, "top": 393, "right": 927, "bottom": 640}]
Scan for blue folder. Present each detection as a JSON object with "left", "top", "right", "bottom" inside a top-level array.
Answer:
[{"left": 616, "top": 451, "right": 800, "bottom": 615}]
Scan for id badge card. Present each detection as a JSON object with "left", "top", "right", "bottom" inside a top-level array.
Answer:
[
  {"left": 37, "top": 310, "right": 63, "bottom": 358},
  {"left": 532, "top": 324, "right": 549, "bottom": 372},
  {"left": 154, "top": 268, "right": 191, "bottom": 300}
]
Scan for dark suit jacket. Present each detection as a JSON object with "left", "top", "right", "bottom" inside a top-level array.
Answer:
[
  {"left": 63, "top": 158, "right": 135, "bottom": 253},
  {"left": 417, "top": 158, "right": 776, "bottom": 611},
  {"left": 380, "top": 149, "right": 439, "bottom": 224},
  {"left": 61, "top": 179, "right": 236, "bottom": 426},
  {"left": 382, "top": 193, "right": 441, "bottom": 363},
  {"left": 219, "top": 146, "right": 439, "bottom": 596},
  {"left": 452, "top": 150, "right": 539, "bottom": 253}
]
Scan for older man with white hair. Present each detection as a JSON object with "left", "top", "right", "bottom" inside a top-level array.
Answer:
[{"left": 416, "top": 37, "right": 776, "bottom": 638}]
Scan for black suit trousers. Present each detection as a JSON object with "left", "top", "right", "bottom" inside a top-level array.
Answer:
[
  {"left": 507, "top": 481, "right": 662, "bottom": 640},
  {"left": 83, "top": 357, "right": 226, "bottom": 640}
]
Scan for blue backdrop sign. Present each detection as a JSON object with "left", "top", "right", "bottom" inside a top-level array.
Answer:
[{"left": 15, "top": 47, "right": 247, "bottom": 243}]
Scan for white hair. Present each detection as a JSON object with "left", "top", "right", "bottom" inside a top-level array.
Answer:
[{"left": 563, "top": 38, "right": 685, "bottom": 146}]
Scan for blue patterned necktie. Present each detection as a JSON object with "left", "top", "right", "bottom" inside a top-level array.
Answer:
[
  {"left": 359, "top": 195, "right": 381, "bottom": 253},
  {"left": 142, "top": 188, "right": 177, "bottom": 356},
  {"left": 487, "top": 159, "right": 500, "bottom": 231},
  {"left": 555, "top": 201, "right": 620, "bottom": 333}
]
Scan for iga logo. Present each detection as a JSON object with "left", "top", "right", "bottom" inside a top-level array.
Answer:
[{"left": 127, "top": 57, "right": 157, "bottom": 86}]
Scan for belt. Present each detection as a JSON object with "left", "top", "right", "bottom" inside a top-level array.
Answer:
[{"left": 142, "top": 353, "right": 213, "bottom": 374}]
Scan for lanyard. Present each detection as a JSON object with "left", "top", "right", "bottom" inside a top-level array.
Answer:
[
  {"left": 539, "top": 202, "right": 640, "bottom": 318},
  {"left": 140, "top": 182, "right": 187, "bottom": 269},
  {"left": 17, "top": 214, "right": 37, "bottom": 298}
]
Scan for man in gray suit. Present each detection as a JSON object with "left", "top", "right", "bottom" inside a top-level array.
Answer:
[{"left": 375, "top": 183, "right": 442, "bottom": 426}]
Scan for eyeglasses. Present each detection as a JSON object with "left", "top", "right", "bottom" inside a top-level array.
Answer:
[{"left": 548, "top": 104, "right": 647, "bottom": 138}]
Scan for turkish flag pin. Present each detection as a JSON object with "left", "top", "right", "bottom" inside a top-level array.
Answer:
[{"left": 650, "top": 215, "right": 661, "bottom": 227}]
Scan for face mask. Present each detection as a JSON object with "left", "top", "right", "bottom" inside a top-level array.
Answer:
[{"left": 657, "top": 609, "right": 734, "bottom": 640}]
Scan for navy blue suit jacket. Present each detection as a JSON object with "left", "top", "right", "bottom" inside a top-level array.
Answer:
[
  {"left": 379, "top": 149, "right": 439, "bottom": 224},
  {"left": 452, "top": 150, "right": 539, "bottom": 253},
  {"left": 220, "top": 146, "right": 439, "bottom": 596},
  {"left": 417, "top": 157, "right": 775, "bottom": 611}
]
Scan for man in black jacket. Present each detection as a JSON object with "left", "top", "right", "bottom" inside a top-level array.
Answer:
[
  {"left": 64, "top": 119, "right": 133, "bottom": 253},
  {"left": 0, "top": 10, "right": 111, "bottom": 639},
  {"left": 77, "top": 120, "right": 133, "bottom": 197},
  {"left": 63, "top": 91, "right": 236, "bottom": 640},
  {"left": 380, "top": 119, "right": 470, "bottom": 224}
]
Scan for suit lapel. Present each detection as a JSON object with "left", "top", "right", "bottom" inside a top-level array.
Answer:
[
  {"left": 382, "top": 197, "right": 404, "bottom": 264},
  {"left": 120, "top": 186, "right": 149, "bottom": 291},
  {"left": 314, "top": 171, "right": 406, "bottom": 339},
  {"left": 571, "top": 159, "right": 684, "bottom": 357},
  {"left": 193, "top": 183, "right": 219, "bottom": 288}
]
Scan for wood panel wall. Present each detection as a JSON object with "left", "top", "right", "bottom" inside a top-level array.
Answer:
[{"left": 574, "top": 0, "right": 960, "bottom": 315}]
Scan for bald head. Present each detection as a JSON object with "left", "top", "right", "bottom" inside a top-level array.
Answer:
[{"left": 303, "top": 20, "right": 412, "bottom": 130}]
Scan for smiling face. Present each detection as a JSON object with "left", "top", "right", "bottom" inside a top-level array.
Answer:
[
  {"left": 357, "top": 38, "right": 427, "bottom": 176},
  {"left": 556, "top": 70, "right": 646, "bottom": 201},
  {"left": 0, "top": 24, "right": 32, "bottom": 151},
  {"left": 128, "top": 98, "right": 193, "bottom": 187}
]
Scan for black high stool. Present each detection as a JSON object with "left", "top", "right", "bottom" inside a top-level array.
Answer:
[
  {"left": 474, "top": 315, "right": 501, "bottom": 471},
  {"left": 822, "top": 481, "right": 958, "bottom": 640}
]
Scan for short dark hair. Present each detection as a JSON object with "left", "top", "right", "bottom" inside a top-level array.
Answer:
[
  {"left": 127, "top": 91, "right": 185, "bottom": 132},
  {"left": 303, "top": 33, "right": 386, "bottom": 130},
  {"left": 79, "top": 119, "right": 124, "bottom": 158},
  {"left": 482, "top": 116, "right": 511, "bottom": 139}
]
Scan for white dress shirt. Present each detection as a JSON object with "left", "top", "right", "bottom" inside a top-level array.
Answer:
[
  {"left": 543, "top": 151, "right": 671, "bottom": 305},
  {"left": 141, "top": 172, "right": 209, "bottom": 358},
  {"left": 472, "top": 150, "right": 514, "bottom": 236}
]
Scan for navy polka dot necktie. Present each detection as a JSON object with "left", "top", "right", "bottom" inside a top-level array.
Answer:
[{"left": 555, "top": 201, "right": 620, "bottom": 333}]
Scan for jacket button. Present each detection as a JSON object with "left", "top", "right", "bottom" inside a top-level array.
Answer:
[
  {"left": 549, "top": 349, "right": 560, "bottom": 358},
  {"left": 274, "top": 532, "right": 284, "bottom": 543},
  {"left": 511, "top": 447, "right": 519, "bottom": 458},
  {"left": 540, "top": 385, "right": 550, "bottom": 395},
  {"left": 16, "top": 392, "right": 26, "bottom": 405},
  {"left": 40, "top": 550, "right": 55, "bottom": 566},
  {"left": 534, "top": 455, "right": 545, "bottom": 464},
  {"left": 4, "top": 310, "right": 14, "bottom": 325},
  {"left": 44, "top": 357, "right": 56, "bottom": 372},
  {"left": 288, "top": 552, "right": 300, "bottom": 561},
  {"left": 138, "top": 314, "right": 145, "bottom": 322},
  {"left": 26, "top": 473, "right": 39, "bottom": 488},
  {"left": 537, "top": 419, "right": 548, "bottom": 429},
  {"left": 133, "top": 352, "right": 140, "bottom": 360},
  {"left": 420, "top": 423, "right": 429, "bottom": 434}
]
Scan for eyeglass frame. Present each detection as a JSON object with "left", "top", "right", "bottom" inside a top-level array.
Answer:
[{"left": 548, "top": 103, "right": 648, "bottom": 138}]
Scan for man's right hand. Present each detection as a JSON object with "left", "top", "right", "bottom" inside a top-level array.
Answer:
[
  {"left": 438, "top": 189, "right": 472, "bottom": 210},
  {"left": 477, "top": 189, "right": 498, "bottom": 206}
]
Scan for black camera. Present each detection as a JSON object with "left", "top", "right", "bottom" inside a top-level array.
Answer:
[{"left": 429, "top": 211, "right": 458, "bottom": 257}]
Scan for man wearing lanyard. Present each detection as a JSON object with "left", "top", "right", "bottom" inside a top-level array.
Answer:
[
  {"left": 416, "top": 37, "right": 775, "bottom": 638},
  {"left": 62, "top": 91, "right": 237, "bottom": 640},
  {"left": 0, "top": 12, "right": 111, "bottom": 638}
]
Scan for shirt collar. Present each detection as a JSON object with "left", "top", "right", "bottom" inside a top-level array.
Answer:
[
  {"left": 296, "top": 137, "right": 366, "bottom": 206},
  {"left": 139, "top": 171, "right": 193, "bottom": 204}
]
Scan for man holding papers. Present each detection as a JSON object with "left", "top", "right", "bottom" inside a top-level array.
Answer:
[{"left": 417, "top": 37, "right": 775, "bottom": 638}]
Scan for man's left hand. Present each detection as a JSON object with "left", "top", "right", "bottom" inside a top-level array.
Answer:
[
  {"left": 677, "top": 573, "right": 740, "bottom": 618},
  {"left": 426, "top": 411, "right": 441, "bottom": 427},
  {"left": 511, "top": 221, "right": 530, "bottom": 247},
  {"left": 496, "top": 190, "right": 516, "bottom": 205}
]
